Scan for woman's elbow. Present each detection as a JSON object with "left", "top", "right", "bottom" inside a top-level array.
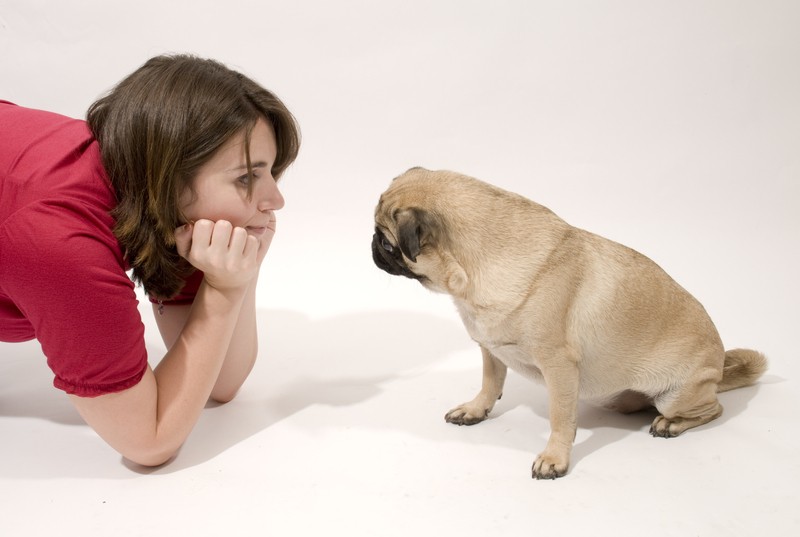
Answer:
[
  {"left": 125, "top": 448, "right": 177, "bottom": 468},
  {"left": 129, "top": 453, "right": 174, "bottom": 468},
  {"left": 209, "top": 387, "right": 240, "bottom": 405},
  {"left": 121, "top": 441, "right": 181, "bottom": 468},
  {"left": 210, "top": 367, "right": 251, "bottom": 403}
]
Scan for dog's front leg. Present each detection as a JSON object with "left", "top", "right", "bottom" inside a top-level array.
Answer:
[
  {"left": 532, "top": 359, "right": 580, "bottom": 479},
  {"left": 445, "top": 346, "right": 507, "bottom": 425}
]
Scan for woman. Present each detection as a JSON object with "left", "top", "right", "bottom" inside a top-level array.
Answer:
[{"left": 0, "top": 54, "right": 300, "bottom": 466}]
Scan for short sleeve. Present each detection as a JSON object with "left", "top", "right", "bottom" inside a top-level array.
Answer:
[{"left": 0, "top": 203, "right": 148, "bottom": 397}]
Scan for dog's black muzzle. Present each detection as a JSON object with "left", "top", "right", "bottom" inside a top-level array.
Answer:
[{"left": 372, "top": 230, "right": 420, "bottom": 280}]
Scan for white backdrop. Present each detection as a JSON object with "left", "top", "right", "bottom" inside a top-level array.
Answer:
[{"left": 1, "top": 1, "right": 798, "bottom": 535}]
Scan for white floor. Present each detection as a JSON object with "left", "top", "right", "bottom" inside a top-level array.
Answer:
[{"left": 2, "top": 2, "right": 799, "bottom": 536}]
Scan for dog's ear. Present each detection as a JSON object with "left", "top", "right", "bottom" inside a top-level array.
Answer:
[{"left": 395, "top": 208, "right": 432, "bottom": 263}]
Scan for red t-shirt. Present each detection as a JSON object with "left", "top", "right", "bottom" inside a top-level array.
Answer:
[{"left": 0, "top": 101, "right": 196, "bottom": 396}]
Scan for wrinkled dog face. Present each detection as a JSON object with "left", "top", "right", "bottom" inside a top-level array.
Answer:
[
  {"left": 371, "top": 190, "right": 436, "bottom": 280},
  {"left": 372, "top": 172, "right": 471, "bottom": 298}
]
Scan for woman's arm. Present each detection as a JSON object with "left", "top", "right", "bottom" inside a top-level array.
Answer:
[
  {"left": 152, "top": 274, "right": 259, "bottom": 403},
  {"left": 67, "top": 220, "right": 264, "bottom": 467},
  {"left": 209, "top": 274, "right": 259, "bottom": 402}
]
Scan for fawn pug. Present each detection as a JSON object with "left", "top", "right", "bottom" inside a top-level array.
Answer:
[{"left": 372, "top": 167, "right": 766, "bottom": 479}]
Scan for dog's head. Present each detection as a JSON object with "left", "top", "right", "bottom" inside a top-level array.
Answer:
[{"left": 372, "top": 167, "right": 470, "bottom": 296}]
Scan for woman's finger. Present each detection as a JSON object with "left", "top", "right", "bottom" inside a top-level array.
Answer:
[
  {"left": 209, "top": 220, "right": 233, "bottom": 249},
  {"left": 228, "top": 226, "right": 249, "bottom": 255},
  {"left": 174, "top": 222, "right": 194, "bottom": 259},
  {"left": 191, "top": 219, "right": 215, "bottom": 249}
]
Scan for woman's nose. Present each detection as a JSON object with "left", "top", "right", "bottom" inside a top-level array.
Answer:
[{"left": 257, "top": 176, "right": 285, "bottom": 211}]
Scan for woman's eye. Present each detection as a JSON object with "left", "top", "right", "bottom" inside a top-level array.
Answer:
[
  {"left": 238, "top": 173, "right": 258, "bottom": 186},
  {"left": 381, "top": 237, "right": 394, "bottom": 253}
]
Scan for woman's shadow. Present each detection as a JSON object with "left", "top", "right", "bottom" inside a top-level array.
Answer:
[
  {"left": 1, "top": 308, "right": 474, "bottom": 477},
  {"left": 0, "top": 338, "right": 87, "bottom": 426},
  {"left": 132, "top": 308, "right": 476, "bottom": 473}
]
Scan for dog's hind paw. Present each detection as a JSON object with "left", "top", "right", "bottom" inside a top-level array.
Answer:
[
  {"left": 444, "top": 404, "right": 489, "bottom": 426},
  {"left": 649, "top": 415, "right": 681, "bottom": 438}
]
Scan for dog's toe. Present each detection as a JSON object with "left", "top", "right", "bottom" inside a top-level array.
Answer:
[
  {"left": 649, "top": 415, "right": 682, "bottom": 438},
  {"left": 532, "top": 452, "right": 569, "bottom": 479}
]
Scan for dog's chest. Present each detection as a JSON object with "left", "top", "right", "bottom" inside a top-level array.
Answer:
[
  {"left": 455, "top": 304, "right": 544, "bottom": 379},
  {"left": 456, "top": 305, "right": 499, "bottom": 343}
]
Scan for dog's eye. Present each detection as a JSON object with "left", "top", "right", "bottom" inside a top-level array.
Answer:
[{"left": 381, "top": 236, "right": 394, "bottom": 253}]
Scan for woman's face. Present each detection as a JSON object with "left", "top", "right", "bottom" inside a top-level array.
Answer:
[{"left": 179, "top": 117, "right": 284, "bottom": 237}]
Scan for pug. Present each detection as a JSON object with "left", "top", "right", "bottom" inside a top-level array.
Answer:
[{"left": 372, "top": 167, "right": 767, "bottom": 479}]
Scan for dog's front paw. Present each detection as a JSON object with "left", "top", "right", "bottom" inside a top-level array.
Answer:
[
  {"left": 444, "top": 403, "right": 489, "bottom": 426},
  {"left": 532, "top": 450, "right": 569, "bottom": 480}
]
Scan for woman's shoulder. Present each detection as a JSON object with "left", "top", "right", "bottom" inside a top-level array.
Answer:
[
  {"left": 1, "top": 102, "right": 113, "bottom": 227},
  {"left": 0, "top": 101, "right": 85, "bottom": 138},
  {"left": 1, "top": 101, "right": 95, "bottom": 172}
]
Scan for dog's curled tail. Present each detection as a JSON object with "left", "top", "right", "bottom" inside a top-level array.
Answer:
[{"left": 717, "top": 349, "right": 768, "bottom": 393}]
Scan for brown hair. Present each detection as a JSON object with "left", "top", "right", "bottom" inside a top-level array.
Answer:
[{"left": 86, "top": 54, "right": 300, "bottom": 299}]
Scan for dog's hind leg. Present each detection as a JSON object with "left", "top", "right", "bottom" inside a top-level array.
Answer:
[
  {"left": 445, "top": 346, "right": 507, "bottom": 426},
  {"left": 650, "top": 375, "right": 723, "bottom": 438}
]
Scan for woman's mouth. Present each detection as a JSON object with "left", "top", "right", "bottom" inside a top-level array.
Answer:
[
  {"left": 246, "top": 226, "right": 268, "bottom": 236},
  {"left": 246, "top": 212, "right": 276, "bottom": 236}
]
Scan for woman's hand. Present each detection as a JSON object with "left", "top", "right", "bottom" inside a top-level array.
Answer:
[{"left": 174, "top": 219, "right": 268, "bottom": 291}]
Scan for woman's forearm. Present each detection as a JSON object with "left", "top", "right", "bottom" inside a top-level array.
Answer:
[
  {"left": 210, "top": 276, "right": 259, "bottom": 402},
  {"left": 150, "top": 281, "right": 249, "bottom": 453},
  {"left": 69, "top": 281, "right": 249, "bottom": 466}
]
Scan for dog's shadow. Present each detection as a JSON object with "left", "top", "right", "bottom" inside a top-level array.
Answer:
[
  {"left": 482, "top": 364, "right": 769, "bottom": 473},
  {"left": 471, "top": 371, "right": 651, "bottom": 465}
]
